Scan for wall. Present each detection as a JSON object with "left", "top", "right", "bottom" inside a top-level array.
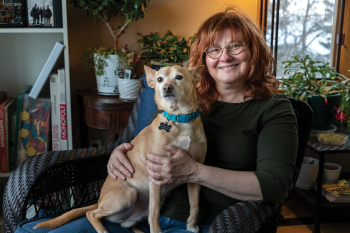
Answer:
[{"left": 67, "top": 0, "right": 260, "bottom": 148}]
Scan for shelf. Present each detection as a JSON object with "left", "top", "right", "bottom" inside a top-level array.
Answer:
[
  {"left": 293, "top": 188, "right": 350, "bottom": 212},
  {"left": 0, "top": 28, "right": 64, "bottom": 33}
]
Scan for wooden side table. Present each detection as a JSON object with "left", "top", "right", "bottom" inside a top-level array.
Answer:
[{"left": 77, "top": 90, "right": 135, "bottom": 147}]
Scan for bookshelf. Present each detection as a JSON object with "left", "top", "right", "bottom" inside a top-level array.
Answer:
[
  {"left": 0, "top": 1, "right": 72, "bottom": 150},
  {"left": 0, "top": 1, "right": 72, "bottom": 226}
]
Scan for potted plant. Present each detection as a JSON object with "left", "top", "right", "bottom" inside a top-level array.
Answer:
[
  {"left": 118, "top": 56, "right": 142, "bottom": 101},
  {"left": 281, "top": 55, "right": 350, "bottom": 130},
  {"left": 136, "top": 30, "right": 196, "bottom": 69},
  {"left": 69, "top": 0, "right": 151, "bottom": 94}
]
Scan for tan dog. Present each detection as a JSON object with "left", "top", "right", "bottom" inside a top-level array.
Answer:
[{"left": 35, "top": 65, "right": 207, "bottom": 233}]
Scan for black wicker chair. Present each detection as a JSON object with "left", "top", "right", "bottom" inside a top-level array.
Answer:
[{"left": 2, "top": 85, "right": 314, "bottom": 233}]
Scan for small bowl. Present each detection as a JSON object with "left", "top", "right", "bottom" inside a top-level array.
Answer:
[{"left": 316, "top": 132, "right": 348, "bottom": 146}]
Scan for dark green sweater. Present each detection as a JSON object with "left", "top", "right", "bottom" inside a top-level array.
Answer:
[{"left": 154, "top": 94, "right": 298, "bottom": 225}]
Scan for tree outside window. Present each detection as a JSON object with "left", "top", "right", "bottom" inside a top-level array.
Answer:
[{"left": 266, "top": 0, "right": 336, "bottom": 78}]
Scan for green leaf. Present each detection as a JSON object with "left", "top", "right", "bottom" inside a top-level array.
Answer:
[
  {"left": 79, "top": 0, "right": 86, "bottom": 7},
  {"left": 93, "top": 8, "right": 99, "bottom": 15}
]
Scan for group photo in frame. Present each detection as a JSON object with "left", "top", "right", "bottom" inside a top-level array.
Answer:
[
  {"left": 26, "top": 0, "right": 55, "bottom": 27},
  {"left": 0, "top": 0, "right": 25, "bottom": 27}
]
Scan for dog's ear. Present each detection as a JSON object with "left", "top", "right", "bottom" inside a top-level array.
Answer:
[
  {"left": 187, "top": 65, "right": 205, "bottom": 83},
  {"left": 144, "top": 65, "right": 157, "bottom": 88}
]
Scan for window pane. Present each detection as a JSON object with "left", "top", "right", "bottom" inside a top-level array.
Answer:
[{"left": 266, "top": 0, "right": 337, "bottom": 78}]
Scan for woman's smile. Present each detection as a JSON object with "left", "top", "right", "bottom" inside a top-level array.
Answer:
[{"left": 218, "top": 63, "right": 240, "bottom": 70}]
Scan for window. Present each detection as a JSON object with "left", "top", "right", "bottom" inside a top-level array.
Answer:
[{"left": 262, "top": 0, "right": 340, "bottom": 79}]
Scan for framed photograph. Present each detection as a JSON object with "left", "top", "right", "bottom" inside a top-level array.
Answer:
[
  {"left": 0, "top": 0, "right": 26, "bottom": 27},
  {"left": 26, "top": 0, "right": 62, "bottom": 28}
]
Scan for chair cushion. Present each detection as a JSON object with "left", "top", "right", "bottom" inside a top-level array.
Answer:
[{"left": 133, "top": 74, "right": 158, "bottom": 137}]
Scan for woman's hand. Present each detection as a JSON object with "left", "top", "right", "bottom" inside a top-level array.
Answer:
[
  {"left": 146, "top": 145, "right": 200, "bottom": 186},
  {"left": 108, "top": 143, "right": 134, "bottom": 180}
]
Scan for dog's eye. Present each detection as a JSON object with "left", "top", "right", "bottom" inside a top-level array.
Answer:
[
  {"left": 157, "top": 77, "right": 163, "bottom": 83},
  {"left": 175, "top": 75, "right": 183, "bottom": 80}
]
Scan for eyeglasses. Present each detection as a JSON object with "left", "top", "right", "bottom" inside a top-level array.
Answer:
[{"left": 204, "top": 42, "right": 245, "bottom": 59}]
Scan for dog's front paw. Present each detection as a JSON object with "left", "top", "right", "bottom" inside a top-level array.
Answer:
[{"left": 186, "top": 225, "right": 199, "bottom": 233}]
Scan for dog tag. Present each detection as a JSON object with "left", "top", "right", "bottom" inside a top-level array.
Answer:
[{"left": 159, "top": 122, "right": 172, "bottom": 132}]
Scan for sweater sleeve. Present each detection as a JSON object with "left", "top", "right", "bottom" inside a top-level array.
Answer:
[{"left": 252, "top": 95, "right": 298, "bottom": 204}]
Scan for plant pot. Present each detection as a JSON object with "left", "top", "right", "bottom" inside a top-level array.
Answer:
[
  {"left": 95, "top": 54, "right": 126, "bottom": 94},
  {"left": 118, "top": 78, "right": 142, "bottom": 101},
  {"left": 307, "top": 93, "right": 341, "bottom": 130},
  {"left": 150, "top": 60, "right": 183, "bottom": 70},
  {"left": 296, "top": 157, "right": 319, "bottom": 190}
]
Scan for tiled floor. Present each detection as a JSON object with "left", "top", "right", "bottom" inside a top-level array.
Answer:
[{"left": 277, "top": 195, "right": 350, "bottom": 233}]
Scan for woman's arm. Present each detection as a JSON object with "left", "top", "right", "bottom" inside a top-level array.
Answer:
[{"left": 146, "top": 145, "right": 263, "bottom": 202}]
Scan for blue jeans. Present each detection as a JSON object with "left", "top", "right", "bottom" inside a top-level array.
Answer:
[{"left": 16, "top": 215, "right": 210, "bottom": 233}]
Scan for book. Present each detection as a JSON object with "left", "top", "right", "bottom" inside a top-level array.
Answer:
[
  {"left": 312, "top": 180, "right": 350, "bottom": 203},
  {"left": 50, "top": 72, "right": 60, "bottom": 151},
  {"left": 10, "top": 111, "right": 18, "bottom": 166},
  {"left": 14, "top": 85, "right": 32, "bottom": 167},
  {"left": 58, "top": 68, "right": 68, "bottom": 150},
  {"left": 23, "top": 97, "right": 51, "bottom": 158},
  {"left": 4, "top": 98, "right": 16, "bottom": 171},
  {"left": 0, "top": 98, "right": 13, "bottom": 173},
  {"left": 0, "top": 92, "right": 6, "bottom": 104},
  {"left": 29, "top": 42, "right": 65, "bottom": 99}
]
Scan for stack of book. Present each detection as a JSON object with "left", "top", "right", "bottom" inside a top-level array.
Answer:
[
  {"left": 0, "top": 91, "right": 16, "bottom": 173},
  {"left": 312, "top": 179, "right": 350, "bottom": 203}
]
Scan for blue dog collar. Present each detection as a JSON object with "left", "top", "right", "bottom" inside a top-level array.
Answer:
[{"left": 163, "top": 109, "right": 200, "bottom": 123}]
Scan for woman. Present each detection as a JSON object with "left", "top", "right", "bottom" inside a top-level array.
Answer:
[{"left": 107, "top": 7, "right": 298, "bottom": 233}]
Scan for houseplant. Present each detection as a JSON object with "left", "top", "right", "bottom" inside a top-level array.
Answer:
[
  {"left": 136, "top": 30, "right": 196, "bottom": 68},
  {"left": 69, "top": 0, "right": 151, "bottom": 93},
  {"left": 281, "top": 55, "right": 350, "bottom": 130},
  {"left": 118, "top": 56, "right": 142, "bottom": 101}
]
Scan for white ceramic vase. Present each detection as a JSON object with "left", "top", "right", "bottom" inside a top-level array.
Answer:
[
  {"left": 95, "top": 54, "right": 126, "bottom": 94},
  {"left": 118, "top": 78, "right": 142, "bottom": 101}
]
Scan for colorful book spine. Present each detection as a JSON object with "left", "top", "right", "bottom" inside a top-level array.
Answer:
[
  {"left": 10, "top": 111, "right": 18, "bottom": 166},
  {"left": 5, "top": 98, "right": 16, "bottom": 171},
  {"left": 58, "top": 68, "right": 68, "bottom": 150},
  {"left": 50, "top": 73, "right": 60, "bottom": 151},
  {"left": 0, "top": 98, "right": 13, "bottom": 173}
]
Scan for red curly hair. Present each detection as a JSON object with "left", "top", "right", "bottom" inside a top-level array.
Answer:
[{"left": 189, "top": 7, "right": 279, "bottom": 114}]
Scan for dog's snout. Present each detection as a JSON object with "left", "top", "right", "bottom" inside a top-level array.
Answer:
[{"left": 163, "top": 85, "right": 173, "bottom": 92}]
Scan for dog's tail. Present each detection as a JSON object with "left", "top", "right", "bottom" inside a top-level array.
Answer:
[{"left": 34, "top": 204, "right": 98, "bottom": 229}]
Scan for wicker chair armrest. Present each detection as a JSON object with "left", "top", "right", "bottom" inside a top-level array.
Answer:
[
  {"left": 209, "top": 201, "right": 280, "bottom": 233},
  {"left": 2, "top": 146, "right": 115, "bottom": 233}
]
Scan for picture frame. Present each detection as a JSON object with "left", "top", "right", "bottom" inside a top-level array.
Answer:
[
  {"left": 26, "top": 0, "right": 62, "bottom": 28},
  {"left": 0, "top": 0, "right": 26, "bottom": 28}
]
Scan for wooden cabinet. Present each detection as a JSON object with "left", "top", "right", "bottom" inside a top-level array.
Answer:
[{"left": 77, "top": 90, "right": 135, "bottom": 147}]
